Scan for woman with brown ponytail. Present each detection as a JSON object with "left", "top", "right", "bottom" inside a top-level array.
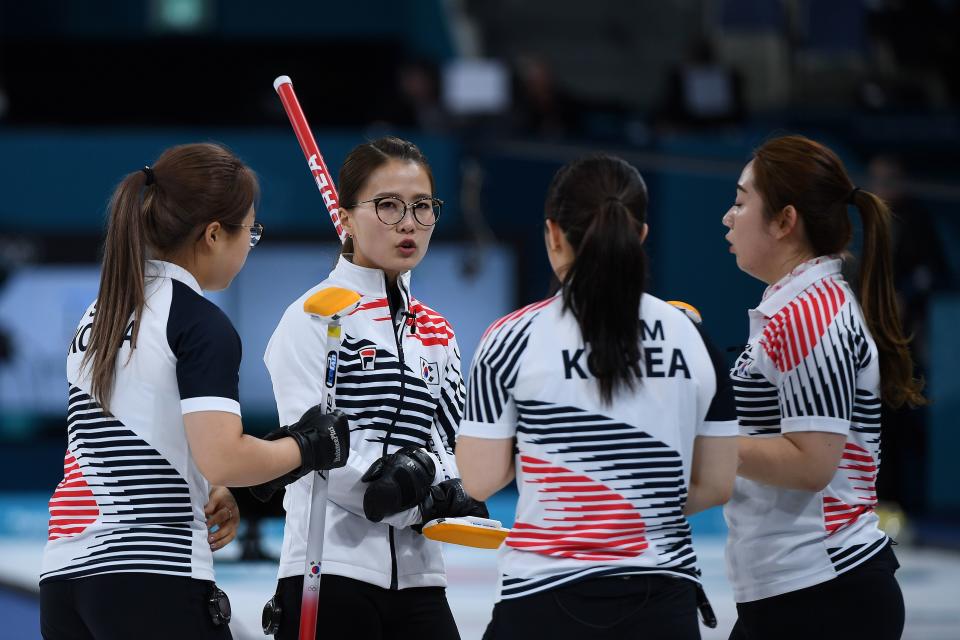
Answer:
[
  {"left": 457, "top": 154, "right": 740, "bottom": 639},
  {"left": 39, "top": 143, "right": 349, "bottom": 640},
  {"left": 722, "top": 134, "right": 922, "bottom": 639}
]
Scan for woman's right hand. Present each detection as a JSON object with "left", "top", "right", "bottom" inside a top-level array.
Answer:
[
  {"left": 284, "top": 406, "right": 350, "bottom": 472},
  {"left": 248, "top": 407, "right": 350, "bottom": 502}
]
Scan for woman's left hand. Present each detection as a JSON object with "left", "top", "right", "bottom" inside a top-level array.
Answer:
[{"left": 205, "top": 486, "right": 240, "bottom": 551}]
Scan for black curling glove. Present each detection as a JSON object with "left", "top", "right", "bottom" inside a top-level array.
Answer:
[
  {"left": 416, "top": 478, "right": 489, "bottom": 531},
  {"left": 361, "top": 447, "right": 437, "bottom": 523},
  {"left": 248, "top": 407, "right": 349, "bottom": 503}
]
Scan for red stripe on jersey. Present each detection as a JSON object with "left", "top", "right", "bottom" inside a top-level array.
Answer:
[
  {"left": 823, "top": 442, "right": 878, "bottom": 536},
  {"left": 760, "top": 278, "right": 847, "bottom": 372},
  {"left": 539, "top": 486, "right": 612, "bottom": 494},
  {"left": 507, "top": 455, "right": 647, "bottom": 560},
  {"left": 351, "top": 298, "right": 391, "bottom": 322},
  {"left": 350, "top": 297, "right": 456, "bottom": 346},
  {"left": 507, "top": 530, "right": 642, "bottom": 541},
  {"left": 409, "top": 299, "right": 455, "bottom": 347},
  {"left": 48, "top": 451, "right": 99, "bottom": 540},
  {"left": 808, "top": 287, "right": 826, "bottom": 337},
  {"left": 545, "top": 502, "right": 637, "bottom": 513},
  {"left": 543, "top": 513, "right": 644, "bottom": 522},
  {"left": 352, "top": 298, "right": 389, "bottom": 314},
  {"left": 529, "top": 474, "right": 595, "bottom": 484},
  {"left": 543, "top": 493, "right": 626, "bottom": 502},
  {"left": 785, "top": 302, "right": 803, "bottom": 370},
  {"left": 824, "top": 278, "right": 841, "bottom": 316},
  {"left": 482, "top": 297, "right": 559, "bottom": 340},
  {"left": 513, "top": 521, "right": 644, "bottom": 531}
]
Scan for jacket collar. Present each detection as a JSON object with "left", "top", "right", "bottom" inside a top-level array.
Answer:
[
  {"left": 331, "top": 256, "right": 413, "bottom": 310},
  {"left": 145, "top": 260, "right": 203, "bottom": 296},
  {"left": 754, "top": 256, "right": 843, "bottom": 318}
]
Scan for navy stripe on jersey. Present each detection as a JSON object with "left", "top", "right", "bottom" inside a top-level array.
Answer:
[
  {"left": 827, "top": 535, "right": 888, "bottom": 572},
  {"left": 335, "top": 335, "right": 443, "bottom": 451},
  {"left": 731, "top": 350, "right": 781, "bottom": 435},
  {"left": 432, "top": 344, "right": 464, "bottom": 454},
  {"left": 501, "top": 564, "right": 691, "bottom": 599},
  {"left": 851, "top": 390, "right": 882, "bottom": 440},
  {"left": 41, "top": 386, "right": 193, "bottom": 583},
  {"left": 166, "top": 279, "right": 241, "bottom": 405},
  {"left": 502, "top": 400, "right": 697, "bottom": 598},
  {"left": 731, "top": 303, "right": 870, "bottom": 436},
  {"left": 465, "top": 307, "right": 544, "bottom": 425},
  {"left": 759, "top": 281, "right": 865, "bottom": 423}
]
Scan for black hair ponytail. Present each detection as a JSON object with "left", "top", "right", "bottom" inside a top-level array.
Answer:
[{"left": 546, "top": 155, "right": 649, "bottom": 403}]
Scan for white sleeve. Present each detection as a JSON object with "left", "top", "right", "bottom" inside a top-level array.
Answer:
[
  {"left": 264, "top": 307, "right": 421, "bottom": 529},
  {"left": 458, "top": 319, "right": 528, "bottom": 440},
  {"left": 755, "top": 290, "right": 858, "bottom": 436}
]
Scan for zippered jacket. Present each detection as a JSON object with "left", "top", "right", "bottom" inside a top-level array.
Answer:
[{"left": 265, "top": 257, "right": 462, "bottom": 589}]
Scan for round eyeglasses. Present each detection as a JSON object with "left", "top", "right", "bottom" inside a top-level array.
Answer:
[
  {"left": 350, "top": 196, "right": 442, "bottom": 227},
  {"left": 222, "top": 221, "right": 264, "bottom": 247}
]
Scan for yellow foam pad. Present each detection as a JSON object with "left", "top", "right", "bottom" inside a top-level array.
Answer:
[
  {"left": 303, "top": 287, "right": 361, "bottom": 319},
  {"left": 667, "top": 300, "right": 702, "bottom": 324},
  {"left": 422, "top": 518, "right": 510, "bottom": 549}
]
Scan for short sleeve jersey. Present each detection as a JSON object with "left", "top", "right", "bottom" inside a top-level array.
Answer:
[
  {"left": 459, "top": 292, "right": 737, "bottom": 600},
  {"left": 724, "top": 257, "right": 888, "bottom": 603},
  {"left": 40, "top": 260, "right": 242, "bottom": 583}
]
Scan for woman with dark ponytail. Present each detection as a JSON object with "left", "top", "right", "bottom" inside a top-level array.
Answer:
[
  {"left": 722, "top": 134, "right": 921, "bottom": 639},
  {"left": 39, "top": 143, "right": 349, "bottom": 640},
  {"left": 457, "top": 154, "right": 740, "bottom": 639}
]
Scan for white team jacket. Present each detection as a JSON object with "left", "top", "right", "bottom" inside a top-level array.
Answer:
[{"left": 265, "top": 257, "right": 463, "bottom": 590}]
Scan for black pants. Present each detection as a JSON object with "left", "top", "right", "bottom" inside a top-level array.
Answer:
[
  {"left": 271, "top": 574, "right": 460, "bottom": 640},
  {"left": 729, "top": 543, "right": 904, "bottom": 640},
  {"left": 483, "top": 574, "right": 701, "bottom": 640},
  {"left": 40, "top": 573, "right": 232, "bottom": 640}
]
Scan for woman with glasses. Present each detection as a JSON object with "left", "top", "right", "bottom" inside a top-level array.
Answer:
[
  {"left": 260, "top": 136, "right": 485, "bottom": 640},
  {"left": 40, "top": 142, "right": 350, "bottom": 640}
]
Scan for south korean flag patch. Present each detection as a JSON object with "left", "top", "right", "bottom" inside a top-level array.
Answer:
[{"left": 420, "top": 356, "right": 440, "bottom": 387}]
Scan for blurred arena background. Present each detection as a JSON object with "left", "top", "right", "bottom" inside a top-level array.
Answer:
[{"left": 1, "top": 1, "right": 958, "bottom": 638}]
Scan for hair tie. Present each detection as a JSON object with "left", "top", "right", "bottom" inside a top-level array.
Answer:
[
  {"left": 141, "top": 166, "right": 156, "bottom": 186},
  {"left": 846, "top": 186, "right": 861, "bottom": 205}
]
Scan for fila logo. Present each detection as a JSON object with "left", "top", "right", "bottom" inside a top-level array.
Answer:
[
  {"left": 420, "top": 357, "right": 440, "bottom": 386},
  {"left": 360, "top": 347, "right": 377, "bottom": 371}
]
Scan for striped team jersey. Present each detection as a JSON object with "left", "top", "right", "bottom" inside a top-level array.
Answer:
[
  {"left": 40, "top": 261, "right": 242, "bottom": 583},
  {"left": 724, "top": 257, "right": 888, "bottom": 603},
  {"left": 459, "top": 292, "right": 738, "bottom": 601}
]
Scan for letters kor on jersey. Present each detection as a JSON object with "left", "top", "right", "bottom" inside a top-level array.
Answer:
[{"left": 561, "top": 320, "right": 691, "bottom": 380}]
